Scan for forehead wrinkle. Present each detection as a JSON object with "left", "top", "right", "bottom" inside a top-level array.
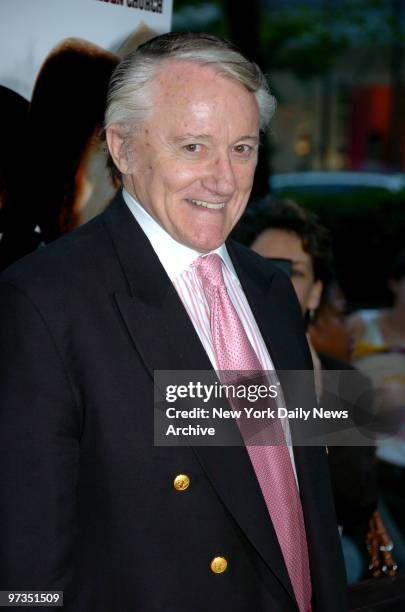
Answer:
[{"left": 169, "top": 133, "right": 213, "bottom": 144}]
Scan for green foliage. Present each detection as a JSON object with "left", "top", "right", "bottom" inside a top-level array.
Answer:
[
  {"left": 172, "top": 1, "right": 403, "bottom": 80},
  {"left": 172, "top": 0, "right": 228, "bottom": 38},
  {"left": 260, "top": 8, "right": 347, "bottom": 78},
  {"left": 259, "top": 0, "right": 404, "bottom": 79}
]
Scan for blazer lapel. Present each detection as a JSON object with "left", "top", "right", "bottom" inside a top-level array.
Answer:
[
  {"left": 102, "top": 194, "right": 297, "bottom": 604},
  {"left": 103, "top": 193, "right": 212, "bottom": 373}
]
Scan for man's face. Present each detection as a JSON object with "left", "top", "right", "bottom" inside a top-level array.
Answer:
[{"left": 121, "top": 60, "right": 260, "bottom": 252}]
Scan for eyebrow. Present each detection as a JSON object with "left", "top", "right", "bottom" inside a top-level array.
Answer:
[
  {"left": 169, "top": 133, "right": 259, "bottom": 144},
  {"left": 237, "top": 135, "right": 259, "bottom": 143}
]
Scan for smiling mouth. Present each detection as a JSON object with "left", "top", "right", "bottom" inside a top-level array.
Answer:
[{"left": 187, "top": 198, "right": 225, "bottom": 210}]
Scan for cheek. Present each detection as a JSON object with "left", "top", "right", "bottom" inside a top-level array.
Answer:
[
  {"left": 161, "top": 164, "right": 203, "bottom": 195},
  {"left": 236, "top": 164, "right": 257, "bottom": 189}
]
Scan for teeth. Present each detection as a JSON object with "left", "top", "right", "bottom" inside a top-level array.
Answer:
[{"left": 190, "top": 199, "right": 225, "bottom": 210}]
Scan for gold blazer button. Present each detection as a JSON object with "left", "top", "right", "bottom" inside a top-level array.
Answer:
[
  {"left": 210, "top": 556, "right": 228, "bottom": 574},
  {"left": 173, "top": 474, "right": 190, "bottom": 491}
]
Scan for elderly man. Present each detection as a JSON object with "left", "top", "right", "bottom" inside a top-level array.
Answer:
[{"left": 0, "top": 33, "right": 346, "bottom": 611}]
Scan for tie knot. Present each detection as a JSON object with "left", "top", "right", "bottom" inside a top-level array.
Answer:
[{"left": 194, "top": 253, "right": 225, "bottom": 289}]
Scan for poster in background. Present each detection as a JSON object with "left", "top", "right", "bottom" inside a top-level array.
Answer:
[
  {"left": 0, "top": 0, "right": 172, "bottom": 99},
  {"left": 0, "top": 0, "right": 172, "bottom": 267}
]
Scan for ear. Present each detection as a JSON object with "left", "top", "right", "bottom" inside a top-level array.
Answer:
[
  {"left": 307, "top": 279, "right": 323, "bottom": 311},
  {"left": 106, "top": 124, "right": 131, "bottom": 175}
]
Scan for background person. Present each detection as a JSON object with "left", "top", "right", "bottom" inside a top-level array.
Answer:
[{"left": 309, "top": 281, "right": 355, "bottom": 364}]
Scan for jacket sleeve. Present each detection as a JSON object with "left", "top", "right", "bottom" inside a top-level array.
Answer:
[{"left": 0, "top": 281, "right": 80, "bottom": 593}]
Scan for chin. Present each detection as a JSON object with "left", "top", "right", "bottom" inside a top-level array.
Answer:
[
  {"left": 193, "top": 237, "right": 225, "bottom": 253},
  {"left": 193, "top": 229, "right": 229, "bottom": 253},
  {"left": 180, "top": 228, "right": 226, "bottom": 253}
]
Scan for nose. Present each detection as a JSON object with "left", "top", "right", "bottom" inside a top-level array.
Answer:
[{"left": 202, "top": 152, "right": 236, "bottom": 197}]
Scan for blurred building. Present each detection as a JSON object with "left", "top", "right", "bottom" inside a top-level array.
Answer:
[{"left": 261, "top": 0, "right": 405, "bottom": 173}]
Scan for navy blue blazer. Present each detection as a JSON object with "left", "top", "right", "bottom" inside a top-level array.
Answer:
[{"left": 0, "top": 192, "right": 347, "bottom": 611}]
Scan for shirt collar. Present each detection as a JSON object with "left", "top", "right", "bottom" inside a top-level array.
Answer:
[{"left": 122, "top": 188, "right": 239, "bottom": 284}]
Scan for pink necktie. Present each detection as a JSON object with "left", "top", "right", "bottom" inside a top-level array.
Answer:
[{"left": 194, "top": 253, "right": 312, "bottom": 612}]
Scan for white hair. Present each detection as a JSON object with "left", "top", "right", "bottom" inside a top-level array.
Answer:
[{"left": 105, "top": 32, "right": 276, "bottom": 138}]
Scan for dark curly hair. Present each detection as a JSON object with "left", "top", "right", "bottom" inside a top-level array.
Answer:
[{"left": 233, "top": 196, "right": 334, "bottom": 286}]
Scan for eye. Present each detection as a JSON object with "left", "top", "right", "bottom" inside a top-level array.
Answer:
[
  {"left": 183, "top": 143, "right": 202, "bottom": 153},
  {"left": 233, "top": 144, "right": 254, "bottom": 156}
]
